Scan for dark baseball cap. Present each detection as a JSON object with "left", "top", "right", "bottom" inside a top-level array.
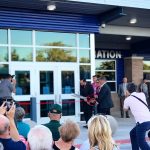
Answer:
[{"left": 50, "top": 104, "right": 62, "bottom": 114}]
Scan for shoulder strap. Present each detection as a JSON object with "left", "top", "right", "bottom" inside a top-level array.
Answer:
[{"left": 131, "top": 95, "right": 150, "bottom": 111}]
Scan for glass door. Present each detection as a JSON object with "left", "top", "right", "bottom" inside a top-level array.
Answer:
[
  {"left": 10, "top": 63, "right": 80, "bottom": 123},
  {"left": 10, "top": 63, "right": 35, "bottom": 118},
  {"left": 57, "top": 65, "right": 80, "bottom": 122},
  {"left": 37, "top": 63, "right": 80, "bottom": 123},
  {"left": 36, "top": 64, "right": 56, "bottom": 123}
]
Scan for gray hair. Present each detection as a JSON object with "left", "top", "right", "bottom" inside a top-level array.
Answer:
[
  {"left": 15, "top": 107, "right": 25, "bottom": 121},
  {"left": 27, "top": 125, "right": 53, "bottom": 150}
]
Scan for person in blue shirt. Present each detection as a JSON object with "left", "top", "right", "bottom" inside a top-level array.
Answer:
[
  {"left": 0, "top": 102, "right": 26, "bottom": 150},
  {"left": 15, "top": 106, "right": 30, "bottom": 139}
]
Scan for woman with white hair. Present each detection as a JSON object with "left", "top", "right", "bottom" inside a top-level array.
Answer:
[
  {"left": 27, "top": 125, "right": 53, "bottom": 150},
  {"left": 88, "top": 115, "right": 118, "bottom": 150}
]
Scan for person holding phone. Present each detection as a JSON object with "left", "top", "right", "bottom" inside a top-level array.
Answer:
[{"left": 0, "top": 74, "right": 16, "bottom": 105}]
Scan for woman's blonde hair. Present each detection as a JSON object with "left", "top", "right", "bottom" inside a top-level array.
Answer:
[
  {"left": 59, "top": 120, "right": 80, "bottom": 142},
  {"left": 88, "top": 115, "right": 115, "bottom": 150}
]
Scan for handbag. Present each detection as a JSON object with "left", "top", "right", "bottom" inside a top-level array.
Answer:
[{"left": 131, "top": 95, "right": 150, "bottom": 111}]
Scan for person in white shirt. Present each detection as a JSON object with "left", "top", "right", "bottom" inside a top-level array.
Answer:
[{"left": 124, "top": 82, "right": 150, "bottom": 150}]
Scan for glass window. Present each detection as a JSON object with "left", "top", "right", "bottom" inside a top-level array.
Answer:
[
  {"left": 95, "top": 71, "right": 115, "bottom": 81},
  {"left": 95, "top": 60, "right": 116, "bottom": 92},
  {"left": 15, "top": 71, "right": 30, "bottom": 95},
  {"left": 40, "top": 100, "right": 54, "bottom": 117},
  {"left": 36, "top": 48, "right": 77, "bottom": 62},
  {"left": 79, "top": 34, "right": 90, "bottom": 48},
  {"left": 0, "top": 29, "right": 8, "bottom": 44},
  {"left": 95, "top": 60, "right": 115, "bottom": 70},
  {"left": 40, "top": 71, "right": 54, "bottom": 94},
  {"left": 11, "top": 47, "right": 33, "bottom": 61},
  {"left": 143, "top": 61, "right": 150, "bottom": 70},
  {"left": 0, "top": 47, "right": 8, "bottom": 62},
  {"left": 80, "top": 65, "right": 91, "bottom": 79},
  {"left": 62, "top": 99, "right": 75, "bottom": 116},
  {"left": 11, "top": 30, "right": 32, "bottom": 45},
  {"left": 0, "top": 64, "right": 8, "bottom": 78},
  {"left": 36, "top": 31, "right": 76, "bottom": 47},
  {"left": 79, "top": 49, "right": 90, "bottom": 63},
  {"left": 18, "top": 101, "right": 30, "bottom": 118},
  {"left": 61, "top": 71, "right": 75, "bottom": 94}
]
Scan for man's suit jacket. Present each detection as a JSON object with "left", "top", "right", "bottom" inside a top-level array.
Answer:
[
  {"left": 97, "top": 83, "right": 114, "bottom": 109},
  {"left": 118, "top": 83, "right": 128, "bottom": 97}
]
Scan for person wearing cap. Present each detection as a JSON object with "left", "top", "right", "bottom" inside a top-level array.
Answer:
[
  {"left": 124, "top": 82, "right": 150, "bottom": 150},
  {"left": 0, "top": 74, "right": 16, "bottom": 104},
  {"left": 43, "top": 104, "right": 62, "bottom": 141}
]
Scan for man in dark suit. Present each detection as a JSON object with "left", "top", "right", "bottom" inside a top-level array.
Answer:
[
  {"left": 118, "top": 77, "right": 130, "bottom": 118},
  {"left": 97, "top": 76, "right": 114, "bottom": 115},
  {"left": 80, "top": 79, "right": 94, "bottom": 127}
]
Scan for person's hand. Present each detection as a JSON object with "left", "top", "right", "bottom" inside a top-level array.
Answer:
[
  {"left": 6, "top": 102, "right": 16, "bottom": 120},
  {"left": 0, "top": 102, "right": 7, "bottom": 115},
  {"left": 84, "top": 99, "right": 87, "bottom": 102},
  {"left": 11, "top": 79, "right": 16, "bottom": 85}
]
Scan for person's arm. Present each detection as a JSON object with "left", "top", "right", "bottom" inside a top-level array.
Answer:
[
  {"left": 6, "top": 103, "right": 20, "bottom": 141},
  {"left": 123, "top": 99, "right": 129, "bottom": 112}
]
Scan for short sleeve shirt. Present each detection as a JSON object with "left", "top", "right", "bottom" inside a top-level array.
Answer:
[
  {"left": 124, "top": 92, "right": 150, "bottom": 123},
  {"left": 0, "top": 138, "right": 26, "bottom": 150}
]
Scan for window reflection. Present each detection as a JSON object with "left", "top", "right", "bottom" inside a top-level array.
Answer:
[
  {"left": 15, "top": 71, "right": 30, "bottom": 95},
  {"left": 18, "top": 101, "right": 30, "bottom": 118},
  {"left": 11, "top": 47, "right": 33, "bottom": 61},
  {"left": 0, "top": 64, "right": 8, "bottom": 80},
  {"left": 79, "top": 34, "right": 90, "bottom": 48},
  {"left": 79, "top": 49, "right": 90, "bottom": 63},
  {"left": 61, "top": 71, "right": 75, "bottom": 94},
  {"left": 36, "top": 48, "right": 77, "bottom": 62},
  {"left": 40, "top": 100, "right": 54, "bottom": 117},
  {"left": 36, "top": 31, "right": 76, "bottom": 47},
  {"left": 95, "top": 60, "right": 115, "bottom": 70},
  {"left": 80, "top": 65, "right": 91, "bottom": 79},
  {"left": 11, "top": 30, "right": 32, "bottom": 45},
  {"left": 40, "top": 71, "right": 54, "bottom": 94},
  {"left": 62, "top": 99, "right": 75, "bottom": 116},
  {"left": 96, "top": 71, "right": 115, "bottom": 81},
  {"left": 0, "top": 29, "right": 7, "bottom": 44},
  {"left": 143, "top": 61, "right": 150, "bottom": 70},
  {"left": 0, "top": 47, "right": 8, "bottom": 62}
]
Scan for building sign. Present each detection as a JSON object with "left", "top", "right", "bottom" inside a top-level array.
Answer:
[{"left": 96, "top": 50, "right": 122, "bottom": 59}]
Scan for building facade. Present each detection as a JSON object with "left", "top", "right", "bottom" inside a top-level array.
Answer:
[{"left": 0, "top": 0, "right": 150, "bottom": 123}]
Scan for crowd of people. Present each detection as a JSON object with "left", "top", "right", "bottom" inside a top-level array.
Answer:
[
  {"left": 0, "top": 73, "right": 150, "bottom": 149},
  {"left": 0, "top": 102, "right": 119, "bottom": 150}
]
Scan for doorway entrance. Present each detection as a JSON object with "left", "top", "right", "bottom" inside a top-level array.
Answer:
[{"left": 10, "top": 63, "right": 80, "bottom": 123}]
